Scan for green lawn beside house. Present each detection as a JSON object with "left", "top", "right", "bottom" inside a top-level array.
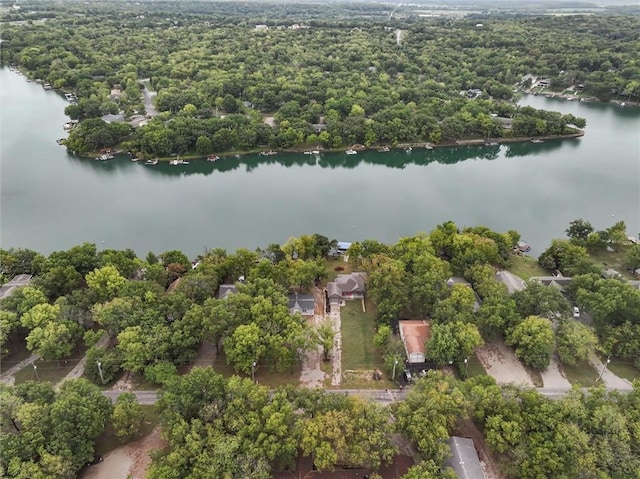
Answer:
[
  {"left": 340, "top": 299, "right": 383, "bottom": 372},
  {"left": 507, "top": 254, "right": 548, "bottom": 280}
]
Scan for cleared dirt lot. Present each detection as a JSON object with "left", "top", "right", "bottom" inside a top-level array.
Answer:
[
  {"left": 476, "top": 338, "right": 535, "bottom": 387},
  {"left": 81, "top": 426, "right": 165, "bottom": 479}
]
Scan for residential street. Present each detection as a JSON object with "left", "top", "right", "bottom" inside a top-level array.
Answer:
[{"left": 101, "top": 383, "right": 635, "bottom": 406}]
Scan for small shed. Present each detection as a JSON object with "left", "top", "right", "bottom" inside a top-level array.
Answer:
[{"left": 445, "top": 436, "right": 486, "bottom": 479}]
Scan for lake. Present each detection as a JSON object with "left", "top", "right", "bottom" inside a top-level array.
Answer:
[{"left": 1, "top": 68, "right": 638, "bottom": 258}]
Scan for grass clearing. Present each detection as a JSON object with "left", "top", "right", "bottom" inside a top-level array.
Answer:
[
  {"left": 507, "top": 254, "right": 548, "bottom": 280},
  {"left": 339, "top": 370, "right": 395, "bottom": 389},
  {"left": 562, "top": 360, "right": 598, "bottom": 387},
  {"left": 94, "top": 404, "right": 161, "bottom": 457},
  {"left": 340, "top": 299, "right": 383, "bottom": 371},
  {"left": 588, "top": 246, "right": 635, "bottom": 279},
  {"left": 324, "top": 257, "right": 353, "bottom": 282},
  {"left": 0, "top": 339, "right": 32, "bottom": 375},
  {"left": 205, "top": 349, "right": 301, "bottom": 388},
  {"left": 462, "top": 353, "right": 487, "bottom": 379},
  {"left": 13, "top": 344, "right": 87, "bottom": 386},
  {"left": 607, "top": 359, "right": 640, "bottom": 383}
]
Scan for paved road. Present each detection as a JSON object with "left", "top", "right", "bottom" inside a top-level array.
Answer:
[{"left": 101, "top": 384, "right": 634, "bottom": 406}]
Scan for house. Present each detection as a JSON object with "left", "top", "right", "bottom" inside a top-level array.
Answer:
[
  {"left": 217, "top": 284, "right": 238, "bottom": 300},
  {"left": 310, "top": 123, "right": 328, "bottom": 133},
  {"left": 494, "top": 116, "right": 513, "bottom": 129},
  {"left": 326, "top": 272, "right": 367, "bottom": 304},
  {"left": 254, "top": 24, "right": 268, "bottom": 30},
  {"left": 101, "top": 113, "right": 125, "bottom": 124},
  {"left": 445, "top": 436, "right": 486, "bottom": 479},
  {"left": 466, "top": 89, "right": 482, "bottom": 99},
  {"left": 399, "top": 320, "right": 431, "bottom": 364},
  {"left": 537, "top": 79, "right": 551, "bottom": 88},
  {"left": 0, "top": 274, "right": 32, "bottom": 300},
  {"left": 288, "top": 293, "right": 315, "bottom": 316},
  {"left": 336, "top": 242, "right": 352, "bottom": 254},
  {"left": 445, "top": 277, "right": 481, "bottom": 312},
  {"left": 602, "top": 268, "right": 623, "bottom": 280}
]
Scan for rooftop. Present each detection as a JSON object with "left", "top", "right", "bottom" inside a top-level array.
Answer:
[
  {"left": 445, "top": 436, "right": 486, "bottom": 479},
  {"left": 399, "top": 320, "right": 430, "bottom": 363}
]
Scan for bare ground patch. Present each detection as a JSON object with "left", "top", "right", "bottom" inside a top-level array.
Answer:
[{"left": 476, "top": 338, "right": 535, "bottom": 387}]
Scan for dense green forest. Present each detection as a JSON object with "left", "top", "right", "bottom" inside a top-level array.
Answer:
[
  {"left": 1, "top": 219, "right": 639, "bottom": 478},
  {"left": 13, "top": 2, "right": 640, "bottom": 156}
]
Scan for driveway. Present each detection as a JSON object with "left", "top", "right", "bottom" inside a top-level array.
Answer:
[
  {"left": 540, "top": 354, "right": 571, "bottom": 390},
  {"left": 495, "top": 270, "right": 526, "bottom": 294}
]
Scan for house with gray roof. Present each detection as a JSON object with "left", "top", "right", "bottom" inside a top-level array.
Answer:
[
  {"left": 288, "top": 293, "right": 315, "bottom": 316},
  {"left": 445, "top": 436, "right": 486, "bottom": 479},
  {"left": 327, "top": 272, "right": 367, "bottom": 304},
  {"left": 217, "top": 284, "right": 238, "bottom": 300},
  {"left": 0, "top": 274, "right": 32, "bottom": 300}
]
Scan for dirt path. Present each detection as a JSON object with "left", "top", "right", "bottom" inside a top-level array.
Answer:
[
  {"left": 81, "top": 426, "right": 166, "bottom": 479},
  {"left": 329, "top": 305, "right": 342, "bottom": 386},
  {"left": 540, "top": 353, "right": 571, "bottom": 390},
  {"left": 476, "top": 338, "right": 535, "bottom": 387}
]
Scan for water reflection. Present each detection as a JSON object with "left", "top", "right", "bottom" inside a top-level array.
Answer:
[{"left": 70, "top": 143, "right": 522, "bottom": 178}]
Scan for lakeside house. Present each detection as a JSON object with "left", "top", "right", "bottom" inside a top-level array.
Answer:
[{"left": 326, "top": 272, "right": 367, "bottom": 305}]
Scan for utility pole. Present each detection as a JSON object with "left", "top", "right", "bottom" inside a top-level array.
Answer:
[
  {"left": 33, "top": 364, "right": 39, "bottom": 382},
  {"left": 96, "top": 361, "right": 105, "bottom": 384},
  {"left": 251, "top": 361, "right": 257, "bottom": 383},
  {"left": 392, "top": 358, "right": 399, "bottom": 382}
]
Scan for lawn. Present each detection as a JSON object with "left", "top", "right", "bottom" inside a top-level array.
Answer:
[
  {"left": 12, "top": 344, "right": 87, "bottom": 386},
  {"left": 0, "top": 339, "right": 32, "bottom": 375},
  {"left": 507, "top": 254, "right": 548, "bottom": 280},
  {"left": 462, "top": 352, "right": 487, "bottom": 379},
  {"left": 13, "top": 358, "right": 79, "bottom": 386},
  {"left": 94, "top": 404, "right": 161, "bottom": 457},
  {"left": 588, "top": 246, "right": 635, "bottom": 280},
  {"left": 324, "top": 257, "right": 353, "bottom": 282},
  {"left": 340, "top": 299, "right": 384, "bottom": 372},
  {"left": 607, "top": 359, "right": 640, "bottom": 383},
  {"left": 562, "top": 360, "right": 599, "bottom": 387},
  {"left": 204, "top": 349, "right": 301, "bottom": 388}
]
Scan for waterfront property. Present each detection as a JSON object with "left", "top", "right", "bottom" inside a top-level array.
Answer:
[{"left": 326, "top": 272, "right": 367, "bottom": 305}]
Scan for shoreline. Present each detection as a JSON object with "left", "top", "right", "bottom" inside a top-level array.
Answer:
[{"left": 81, "top": 131, "right": 585, "bottom": 163}]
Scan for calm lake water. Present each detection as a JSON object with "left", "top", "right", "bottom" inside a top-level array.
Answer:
[{"left": 1, "top": 68, "right": 639, "bottom": 258}]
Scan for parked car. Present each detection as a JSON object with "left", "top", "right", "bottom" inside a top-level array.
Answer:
[{"left": 573, "top": 306, "right": 580, "bottom": 318}]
